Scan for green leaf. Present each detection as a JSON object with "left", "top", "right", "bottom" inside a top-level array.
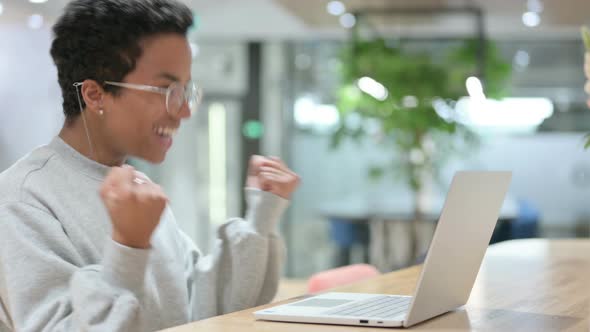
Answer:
[
  {"left": 368, "top": 166, "right": 385, "bottom": 181},
  {"left": 582, "top": 26, "right": 590, "bottom": 51},
  {"left": 329, "top": 125, "right": 346, "bottom": 149},
  {"left": 585, "top": 136, "right": 590, "bottom": 149}
]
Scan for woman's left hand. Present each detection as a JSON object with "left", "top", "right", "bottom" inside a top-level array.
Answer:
[{"left": 246, "top": 155, "right": 300, "bottom": 199}]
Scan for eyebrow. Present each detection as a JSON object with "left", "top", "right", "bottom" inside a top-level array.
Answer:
[
  {"left": 158, "top": 73, "right": 180, "bottom": 82},
  {"left": 157, "top": 72, "right": 192, "bottom": 84}
]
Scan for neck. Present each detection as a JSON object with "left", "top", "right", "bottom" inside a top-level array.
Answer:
[{"left": 59, "top": 115, "right": 126, "bottom": 167}]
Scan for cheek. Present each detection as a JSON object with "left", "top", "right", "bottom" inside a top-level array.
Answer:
[
  {"left": 125, "top": 92, "right": 167, "bottom": 119},
  {"left": 107, "top": 95, "right": 165, "bottom": 143},
  {"left": 105, "top": 98, "right": 145, "bottom": 138}
]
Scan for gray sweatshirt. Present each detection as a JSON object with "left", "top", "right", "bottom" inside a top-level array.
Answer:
[{"left": 0, "top": 137, "right": 289, "bottom": 332}]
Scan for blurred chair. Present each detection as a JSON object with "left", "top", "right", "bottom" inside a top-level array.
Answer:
[
  {"left": 490, "top": 199, "right": 539, "bottom": 243},
  {"left": 511, "top": 199, "right": 540, "bottom": 239},
  {"left": 328, "top": 217, "right": 370, "bottom": 266},
  {"left": 307, "top": 263, "right": 380, "bottom": 294}
]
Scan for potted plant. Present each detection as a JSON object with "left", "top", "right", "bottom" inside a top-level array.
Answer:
[{"left": 332, "top": 37, "right": 511, "bottom": 261}]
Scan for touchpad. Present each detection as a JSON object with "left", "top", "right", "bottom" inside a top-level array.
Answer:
[{"left": 288, "top": 298, "right": 354, "bottom": 308}]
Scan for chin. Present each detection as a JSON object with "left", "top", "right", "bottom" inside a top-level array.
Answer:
[
  {"left": 140, "top": 152, "right": 167, "bottom": 164},
  {"left": 152, "top": 154, "right": 167, "bottom": 164}
]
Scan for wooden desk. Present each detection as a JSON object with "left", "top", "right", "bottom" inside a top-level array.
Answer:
[{"left": 162, "top": 239, "right": 590, "bottom": 331}]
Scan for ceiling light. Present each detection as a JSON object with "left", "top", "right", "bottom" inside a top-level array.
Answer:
[
  {"left": 326, "top": 1, "right": 346, "bottom": 16},
  {"left": 402, "top": 95, "right": 419, "bottom": 108},
  {"left": 357, "top": 76, "right": 388, "bottom": 101},
  {"left": 294, "top": 97, "right": 340, "bottom": 131},
  {"left": 456, "top": 97, "right": 554, "bottom": 131},
  {"left": 522, "top": 11, "right": 540, "bottom": 27},
  {"left": 29, "top": 0, "right": 49, "bottom": 3},
  {"left": 513, "top": 50, "right": 530, "bottom": 70},
  {"left": 28, "top": 14, "right": 44, "bottom": 29},
  {"left": 339, "top": 13, "right": 356, "bottom": 29}
]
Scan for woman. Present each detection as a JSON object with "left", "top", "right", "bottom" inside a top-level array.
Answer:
[{"left": 0, "top": 0, "right": 299, "bottom": 331}]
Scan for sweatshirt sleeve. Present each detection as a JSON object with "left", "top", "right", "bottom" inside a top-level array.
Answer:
[
  {"left": 0, "top": 201, "right": 163, "bottom": 332},
  {"left": 181, "top": 188, "right": 289, "bottom": 320}
]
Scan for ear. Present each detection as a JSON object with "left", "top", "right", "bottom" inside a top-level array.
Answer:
[{"left": 80, "top": 79, "right": 106, "bottom": 115}]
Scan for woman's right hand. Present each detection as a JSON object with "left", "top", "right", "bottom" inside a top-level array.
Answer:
[{"left": 100, "top": 165, "right": 168, "bottom": 249}]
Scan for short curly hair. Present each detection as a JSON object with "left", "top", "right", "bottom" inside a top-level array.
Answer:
[{"left": 50, "top": 0, "right": 193, "bottom": 119}]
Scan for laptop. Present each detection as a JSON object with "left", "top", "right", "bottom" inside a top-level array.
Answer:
[{"left": 254, "top": 171, "right": 512, "bottom": 328}]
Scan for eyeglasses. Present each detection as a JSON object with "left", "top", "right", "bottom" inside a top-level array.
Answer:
[{"left": 103, "top": 80, "right": 203, "bottom": 117}]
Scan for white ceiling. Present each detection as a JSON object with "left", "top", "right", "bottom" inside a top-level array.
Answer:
[{"left": 0, "top": 0, "right": 588, "bottom": 39}]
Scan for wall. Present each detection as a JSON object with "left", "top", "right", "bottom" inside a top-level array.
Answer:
[{"left": 0, "top": 26, "right": 63, "bottom": 171}]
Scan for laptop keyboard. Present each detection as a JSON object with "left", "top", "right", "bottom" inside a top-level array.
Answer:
[{"left": 324, "top": 295, "right": 411, "bottom": 319}]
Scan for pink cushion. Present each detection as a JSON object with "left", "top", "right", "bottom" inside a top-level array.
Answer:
[{"left": 307, "top": 264, "right": 380, "bottom": 293}]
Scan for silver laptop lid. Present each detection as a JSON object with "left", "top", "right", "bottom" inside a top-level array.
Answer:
[{"left": 404, "top": 171, "right": 512, "bottom": 327}]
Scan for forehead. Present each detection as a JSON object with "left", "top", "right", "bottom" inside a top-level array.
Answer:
[{"left": 128, "top": 33, "right": 192, "bottom": 82}]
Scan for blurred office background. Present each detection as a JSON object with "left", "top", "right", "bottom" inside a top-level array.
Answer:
[{"left": 1, "top": 0, "right": 589, "bottom": 283}]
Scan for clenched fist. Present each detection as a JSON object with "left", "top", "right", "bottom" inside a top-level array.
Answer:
[
  {"left": 246, "top": 155, "right": 300, "bottom": 199},
  {"left": 100, "top": 165, "right": 168, "bottom": 249}
]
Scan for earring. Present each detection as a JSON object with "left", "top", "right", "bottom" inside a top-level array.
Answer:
[{"left": 99, "top": 109, "right": 104, "bottom": 116}]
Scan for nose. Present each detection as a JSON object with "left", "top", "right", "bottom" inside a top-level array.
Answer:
[{"left": 172, "top": 100, "right": 192, "bottom": 120}]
